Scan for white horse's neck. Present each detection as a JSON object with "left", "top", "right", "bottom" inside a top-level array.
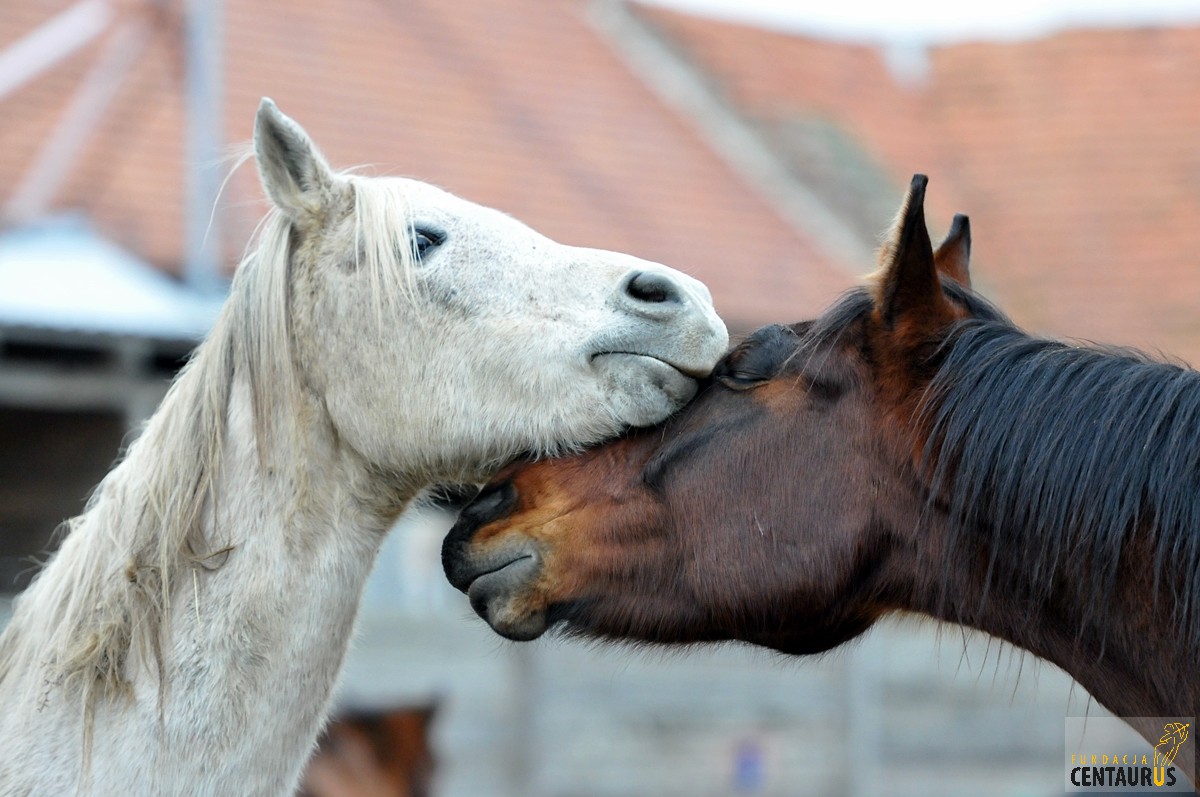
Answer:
[{"left": 0, "top": 366, "right": 417, "bottom": 796}]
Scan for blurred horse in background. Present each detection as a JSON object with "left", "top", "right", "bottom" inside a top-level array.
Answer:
[{"left": 301, "top": 705, "right": 437, "bottom": 797}]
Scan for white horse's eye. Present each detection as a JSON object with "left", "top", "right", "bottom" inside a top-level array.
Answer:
[{"left": 412, "top": 227, "right": 446, "bottom": 262}]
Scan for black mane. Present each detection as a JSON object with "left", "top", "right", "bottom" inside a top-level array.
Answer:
[
  {"left": 924, "top": 317, "right": 1200, "bottom": 647},
  {"left": 803, "top": 282, "right": 1200, "bottom": 648}
]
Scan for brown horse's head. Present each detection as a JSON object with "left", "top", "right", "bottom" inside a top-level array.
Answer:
[{"left": 441, "top": 175, "right": 991, "bottom": 651}]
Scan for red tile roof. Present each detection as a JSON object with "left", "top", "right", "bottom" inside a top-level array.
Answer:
[
  {"left": 0, "top": 0, "right": 856, "bottom": 329},
  {"left": 635, "top": 4, "right": 1200, "bottom": 361}
]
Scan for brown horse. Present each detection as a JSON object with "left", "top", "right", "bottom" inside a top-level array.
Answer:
[{"left": 443, "top": 176, "right": 1199, "bottom": 779}]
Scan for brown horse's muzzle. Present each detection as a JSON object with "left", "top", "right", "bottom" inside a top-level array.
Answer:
[{"left": 442, "top": 480, "right": 552, "bottom": 641}]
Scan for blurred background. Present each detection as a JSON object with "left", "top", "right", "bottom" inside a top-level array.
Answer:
[{"left": 2, "top": 0, "right": 1199, "bottom": 794}]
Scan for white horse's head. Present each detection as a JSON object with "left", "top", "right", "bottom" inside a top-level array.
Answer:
[{"left": 250, "top": 100, "right": 728, "bottom": 482}]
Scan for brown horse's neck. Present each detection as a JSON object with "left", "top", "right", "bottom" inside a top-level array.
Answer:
[{"left": 883, "top": 513, "right": 1196, "bottom": 775}]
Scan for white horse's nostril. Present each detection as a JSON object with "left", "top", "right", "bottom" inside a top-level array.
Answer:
[{"left": 622, "top": 270, "right": 684, "bottom": 309}]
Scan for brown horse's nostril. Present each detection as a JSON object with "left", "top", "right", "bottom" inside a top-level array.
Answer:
[
  {"left": 442, "top": 480, "right": 519, "bottom": 591},
  {"left": 624, "top": 271, "right": 682, "bottom": 305},
  {"left": 464, "top": 480, "right": 518, "bottom": 525}
]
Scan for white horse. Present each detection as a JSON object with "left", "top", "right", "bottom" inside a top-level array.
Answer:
[{"left": 0, "top": 99, "right": 728, "bottom": 796}]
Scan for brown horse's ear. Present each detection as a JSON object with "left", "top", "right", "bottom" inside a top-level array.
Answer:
[
  {"left": 933, "top": 213, "right": 971, "bottom": 288},
  {"left": 873, "top": 174, "right": 948, "bottom": 330}
]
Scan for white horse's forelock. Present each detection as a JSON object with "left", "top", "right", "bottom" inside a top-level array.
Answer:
[{"left": 0, "top": 171, "right": 421, "bottom": 728}]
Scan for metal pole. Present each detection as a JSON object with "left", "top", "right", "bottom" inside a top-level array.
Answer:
[{"left": 184, "top": 0, "right": 224, "bottom": 295}]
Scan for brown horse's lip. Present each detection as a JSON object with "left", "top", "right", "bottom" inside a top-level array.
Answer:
[
  {"left": 458, "top": 553, "right": 534, "bottom": 593},
  {"left": 464, "top": 553, "right": 546, "bottom": 640}
]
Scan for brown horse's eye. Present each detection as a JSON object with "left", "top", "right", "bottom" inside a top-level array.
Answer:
[
  {"left": 714, "top": 324, "right": 797, "bottom": 390},
  {"left": 716, "top": 368, "right": 770, "bottom": 390}
]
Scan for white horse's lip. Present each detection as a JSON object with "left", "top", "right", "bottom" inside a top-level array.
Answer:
[{"left": 590, "top": 351, "right": 708, "bottom": 379}]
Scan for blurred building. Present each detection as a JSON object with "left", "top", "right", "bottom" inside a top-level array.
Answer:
[
  {"left": 2, "top": 1, "right": 1198, "bottom": 795},
  {"left": 632, "top": 3, "right": 1200, "bottom": 360}
]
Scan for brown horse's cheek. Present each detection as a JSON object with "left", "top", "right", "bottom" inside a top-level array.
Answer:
[
  {"left": 533, "top": 523, "right": 624, "bottom": 608},
  {"left": 535, "top": 539, "right": 593, "bottom": 604}
]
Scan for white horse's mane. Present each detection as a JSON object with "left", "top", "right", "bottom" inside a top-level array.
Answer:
[{"left": 0, "top": 174, "right": 418, "bottom": 718}]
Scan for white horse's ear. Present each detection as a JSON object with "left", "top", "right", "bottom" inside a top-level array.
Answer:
[{"left": 254, "top": 98, "right": 341, "bottom": 227}]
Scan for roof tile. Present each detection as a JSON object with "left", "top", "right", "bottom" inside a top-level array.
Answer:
[{"left": 637, "top": 4, "right": 1200, "bottom": 360}]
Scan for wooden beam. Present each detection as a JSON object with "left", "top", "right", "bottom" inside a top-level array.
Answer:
[
  {"left": 4, "top": 16, "right": 153, "bottom": 223},
  {"left": 0, "top": 0, "right": 113, "bottom": 103}
]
